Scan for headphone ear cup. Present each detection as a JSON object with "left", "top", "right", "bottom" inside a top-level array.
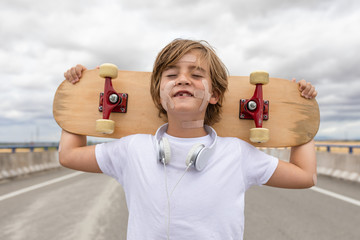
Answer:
[
  {"left": 159, "top": 137, "right": 171, "bottom": 164},
  {"left": 194, "top": 148, "right": 210, "bottom": 171},
  {"left": 186, "top": 143, "right": 205, "bottom": 168}
]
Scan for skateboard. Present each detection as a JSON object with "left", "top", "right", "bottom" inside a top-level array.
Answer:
[{"left": 53, "top": 64, "right": 320, "bottom": 147}]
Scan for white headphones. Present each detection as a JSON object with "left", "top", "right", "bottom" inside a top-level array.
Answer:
[
  {"left": 155, "top": 124, "right": 217, "bottom": 171},
  {"left": 155, "top": 124, "right": 218, "bottom": 239}
]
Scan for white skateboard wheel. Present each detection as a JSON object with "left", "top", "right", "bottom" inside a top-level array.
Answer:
[
  {"left": 250, "top": 71, "right": 269, "bottom": 85},
  {"left": 250, "top": 128, "right": 269, "bottom": 143},
  {"left": 99, "top": 63, "right": 118, "bottom": 79},
  {"left": 96, "top": 119, "right": 115, "bottom": 134}
]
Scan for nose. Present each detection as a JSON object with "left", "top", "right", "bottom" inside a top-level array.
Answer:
[{"left": 175, "top": 74, "right": 191, "bottom": 86}]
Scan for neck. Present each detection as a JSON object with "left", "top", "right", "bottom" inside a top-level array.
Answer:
[{"left": 166, "top": 116, "right": 207, "bottom": 138}]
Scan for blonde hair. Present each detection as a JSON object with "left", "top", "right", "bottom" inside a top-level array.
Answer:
[{"left": 150, "top": 39, "right": 228, "bottom": 125}]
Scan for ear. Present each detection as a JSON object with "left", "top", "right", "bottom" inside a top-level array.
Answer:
[{"left": 209, "top": 90, "right": 220, "bottom": 105}]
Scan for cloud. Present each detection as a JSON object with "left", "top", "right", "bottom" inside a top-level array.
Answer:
[{"left": 0, "top": 0, "right": 359, "bottom": 142}]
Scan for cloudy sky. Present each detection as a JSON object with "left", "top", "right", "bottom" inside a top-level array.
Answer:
[{"left": 1, "top": 0, "right": 359, "bottom": 143}]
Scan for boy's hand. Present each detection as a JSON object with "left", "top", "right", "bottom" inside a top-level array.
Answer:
[
  {"left": 64, "top": 64, "right": 87, "bottom": 84},
  {"left": 292, "top": 78, "right": 317, "bottom": 99}
]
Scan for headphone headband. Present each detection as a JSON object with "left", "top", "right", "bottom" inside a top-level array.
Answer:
[{"left": 155, "top": 124, "right": 217, "bottom": 171}]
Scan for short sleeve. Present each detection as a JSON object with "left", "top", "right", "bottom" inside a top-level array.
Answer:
[
  {"left": 95, "top": 138, "right": 130, "bottom": 185},
  {"left": 241, "top": 141, "right": 278, "bottom": 190}
]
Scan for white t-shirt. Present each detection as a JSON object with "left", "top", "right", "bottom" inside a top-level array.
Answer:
[{"left": 95, "top": 125, "right": 278, "bottom": 240}]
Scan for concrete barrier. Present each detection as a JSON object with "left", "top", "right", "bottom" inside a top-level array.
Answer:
[
  {"left": 1, "top": 149, "right": 360, "bottom": 183},
  {"left": 316, "top": 151, "right": 360, "bottom": 182},
  {"left": 261, "top": 148, "right": 360, "bottom": 183},
  {"left": 0, "top": 151, "right": 60, "bottom": 180}
]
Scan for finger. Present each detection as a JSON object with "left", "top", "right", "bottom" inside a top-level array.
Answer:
[
  {"left": 303, "top": 83, "right": 317, "bottom": 99},
  {"left": 298, "top": 79, "right": 309, "bottom": 96},
  {"left": 298, "top": 79, "right": 307, "bottom": 91},
  {"left": 304, "top": 86, "right": 314, "bottom": 99},
  {"left": 301, "top": 82, "right": 312, "bottom": 97},
  {"left": 291, "top": 78, "right": 296, "bottom": 83},
  {"left": 75, "top": 64, "right": 87, "bottom": 78},
  {"left": 70, "top": 67, "right": 79, "bottom": 82},
  {"left": 75, "top": 65, "right": 82, "bottom": 78},
  {"left": 65, "top": 69, "right": 73, "bottom": 82},
  {"left": 307, "top": 86, "right": 318, "bottom": 99}
]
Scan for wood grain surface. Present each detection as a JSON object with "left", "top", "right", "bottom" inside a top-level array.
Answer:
[{"left": 53, "top": 69, "right": 319, "bottom": 147}]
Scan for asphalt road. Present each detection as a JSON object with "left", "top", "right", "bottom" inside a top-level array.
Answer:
[{"left": 0, "top": 167, "right": 359, "bottom": 240}]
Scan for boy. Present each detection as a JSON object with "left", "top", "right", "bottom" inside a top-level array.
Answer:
[{"left": 61, "top": 39, "right": 317, "bottom": 239}]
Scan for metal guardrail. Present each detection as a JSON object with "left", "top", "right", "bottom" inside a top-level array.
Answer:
[
  {"left": 1, "top": 144, "right": 359, "bottom": 154},
  {"left": 316, "top": 144, "right": 360, "bottom": 154},
  {"left": 0, "top": 144, "right": 59, "bottom": 153}
]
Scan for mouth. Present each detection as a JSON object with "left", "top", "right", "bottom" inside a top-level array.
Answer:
[{"left": 173, "top": 90, "right": 194, "bottom": 98}]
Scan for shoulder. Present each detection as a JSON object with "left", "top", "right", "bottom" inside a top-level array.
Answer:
[
  {"left": 216, "top": 136, "right": 254, "bottom": 151},
  {"left": 117, "top": 133, "right": 154, "bottom": 142},
  {"left": 97, "top": 134, "right": 154, "bottom": 151},
  {"left": 215, "top": 136, "right": 272, "bottom": 163}
]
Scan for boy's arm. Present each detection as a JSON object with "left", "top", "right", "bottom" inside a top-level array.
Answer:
[
  {"left": 59, "top": 130, "right": 101, "bottom": 173},
  {"left": 265, "top": 79, "right": 317, "bottom": 188},
  {"left": 265, "top": 140, "right": 316, "bottom": 188},
  {"left": 59, "top": 64, "right": 101, "bottom": 173}
]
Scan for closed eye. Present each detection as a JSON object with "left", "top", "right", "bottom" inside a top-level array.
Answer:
[
  {"left": 192, "top": 74, "right": 204, "bottom": 79},
  {"left": 166, "top": 74, "right": 177, "bottom": 78}
]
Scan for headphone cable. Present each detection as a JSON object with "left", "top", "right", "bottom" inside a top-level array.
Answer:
[{"left": 163, "top": 161, "right": 193, "bottom": 240}]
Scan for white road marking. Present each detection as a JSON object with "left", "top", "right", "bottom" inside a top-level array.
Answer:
[
  {"left": 311, "top": 186, "right": 360, "bottom": 207},
  {"left": 2, "top": 171, "right": 359, "bottom": 209},
  {"left": 0, "top": 171, "right": 84, "bottom": 202}
]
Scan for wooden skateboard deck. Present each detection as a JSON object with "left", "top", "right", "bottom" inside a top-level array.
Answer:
[{"left": 53, "top": 69, "right": 319, "bottom": 147}]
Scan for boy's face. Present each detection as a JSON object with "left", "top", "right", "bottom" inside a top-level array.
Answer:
[{"left": 159, "top": 50, "right": 219, "bottom": 115}]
